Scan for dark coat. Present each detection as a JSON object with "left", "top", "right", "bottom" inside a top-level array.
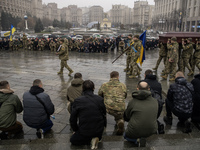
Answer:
[
  {"left": 124, "top": 90, "right": 158, "bottom": 139},
  {"left": 144, "top": 75, "right": 162, "bottom": 96},
  {"left": 167, "top": 77, "right": 194, "bottom": 114},
  {"left": 70, "top": 90, "right": 106, "bottom": 138},
  {"left": 191, "top": 74, "right": 200, "bottom": 122},
  {"left": 23, "top": 86, "right": 55, "bottom": 127}
]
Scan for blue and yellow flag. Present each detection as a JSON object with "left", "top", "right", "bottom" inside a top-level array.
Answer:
[
  {"left": 137, "top": 30, "right": 146, "bottom": 66},
  {"left": 9, "top": 25, "right": 16, "bottom": 41}
]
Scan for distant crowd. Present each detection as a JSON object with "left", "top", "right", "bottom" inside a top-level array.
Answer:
[
  {"left": 0, "top": 33, "right": 159, "bottom": 53},
  {"left": 1, "top": 70, "right": 200, "bottom": 149}
]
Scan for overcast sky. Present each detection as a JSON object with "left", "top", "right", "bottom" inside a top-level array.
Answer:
[{"left": 42, "top": 0, "right": 155, "bottom": 12}]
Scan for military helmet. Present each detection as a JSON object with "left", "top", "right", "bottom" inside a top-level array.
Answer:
[
  {"left": 187, "top": 38, "right": 192, "bottom": 42},
  {"left": 134, "top": 35, "right": 140, "bottom": 39},
  {"left": 171, "top": 36, "right": 177, "bottom": 41}
]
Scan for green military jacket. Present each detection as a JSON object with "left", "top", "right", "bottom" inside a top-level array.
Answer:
[
  {"left": 119, "top": 41, "right": 125, "bottom": 47},
  {"left": 49, "top": 41, "right": 56, "bottom": 47},
  {"left": 126, "top": 39, "right": 134, "bottom": 57},
  {"left": 57, "top": 43, "right": 68, "bottom": 61},
  {"left": 38, "top": 41, "right": 44, "bottom": 47},
  {"left": 22, "top": 35, "right": 27, "bottom": 42},
  {"left": 98, "top": 78, "right": 127, "bottom": 112},
  {"left": 134, "top": 39, "right": 142, "bottom": 58},
  {"left": 182, "top": 43, "right": 193, "bottom": 59},
  {"left": 194, "top": 44, "right": 200, "bottom": 58},
  {"left": 9, "top": 41, "right": 14, "bottom": 47},
  {"left": 159, "top": 43, "right": 167, "bottom": 57},
  {"left": 167, "top": 42, "right": 179, "bottom": 62}
]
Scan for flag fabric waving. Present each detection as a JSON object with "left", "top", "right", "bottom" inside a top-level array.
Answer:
[
  {"left": 10, "top": 25, "right": 16, "bottom": 41},
  {"left": 137, "top": 30, "right": 146, "bottom": 66}
]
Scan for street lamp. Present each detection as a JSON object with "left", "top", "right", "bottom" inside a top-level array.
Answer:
[{"left": 24, "top": 15, "right": 28, "bottom": 30}]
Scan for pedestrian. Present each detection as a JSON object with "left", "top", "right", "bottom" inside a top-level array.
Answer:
[
  {"left": 23, "top": 79, "right": 55, "bottom": 139},
  {"left": 56, "top": 39, "right": 73, "bottom": 77},
  {"left": 70, "top": 80, "right": 106, "bottom": 149},
  {"left": 98, "top": 71, "right": 127, "bottom": 135},
  {"left": 163, "top": 72, "right": 193, "bottom": 133},
  {"left": 0, "top": 81, "right": 23, "bottom": 140},
  {"left": 124, "top": 81, "right": 158, "bottom": 147}
]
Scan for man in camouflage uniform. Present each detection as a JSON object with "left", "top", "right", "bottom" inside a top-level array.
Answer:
[
  {"left": 22, "top": 33, "right": 28, "bottom": 50},
  {"left": 27, "top": 39, "right": 33, "bottom": 51},
  {"left": 38, "top": 39, "right": 45, "bottom": 51},
  {"left": 181, "top": 38, "right": 194, "bottom": 76},
  {"left": 153, "top": 42, "right": 167, "bottom": 71},
  {"left": 56, "top": 39, "right": 73, "bottom": 76},
  {"left": 119, "top": 40, "right": 125, "bottom": 51},
  {"left": 129, "top": 35, "right": 142, "bottom": 78},
  {"left": 161, "top": 37, "right": 179, "bottom": 81},
  {"left": 13, "top": 39, "right": 20, "bottom": 51},
  {"left": 98, "top": 71, "right": 127, "bottom": 135},
  {"left": 49, "top": 40, "right": 56, "bottom": 52},
  {"left": 124, "top": 34, "right": 133, "bottom": 72},
  {"left": 9, "top": 40, "right": 14, "bottom": 51},
  {"left": 192, "top": 39, "right": 200, "bottom": 73}
]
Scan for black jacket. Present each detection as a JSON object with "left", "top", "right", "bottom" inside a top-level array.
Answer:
[
  {"left": 144, "top": 75, "right": 162, "bottom": 96},
  {"left": 191, "top": 74, "right": 200, "bottom": 122},
  {"left": 167, "top": 77, "right": 194, "bottom": 114},
  {"left": 70, "top": 90, "right": 106, "bottom": 137},
  {"left": 23, "top": 86, "right": 55, "bottom": 127}
]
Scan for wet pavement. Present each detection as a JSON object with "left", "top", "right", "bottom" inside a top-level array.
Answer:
[{"left": 0, "top": 49, "right": 200, "bottom": 150}]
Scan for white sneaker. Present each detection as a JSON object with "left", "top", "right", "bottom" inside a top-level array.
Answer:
[{"left": 91, "top": 137, "right": 99, "bottom": 149}]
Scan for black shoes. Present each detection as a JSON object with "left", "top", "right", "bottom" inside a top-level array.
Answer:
[
  {"left": 163, "top": 116, "right": 173, "bottom": 125},
  {"left": 0, "top": 132, "right": 8, "bottom": 140},
  {"left": 183, "top": 120, "right": 192, "bottom": 133},
  {"left": 36, "top": 129, "right": 44, "bottom": 139}
]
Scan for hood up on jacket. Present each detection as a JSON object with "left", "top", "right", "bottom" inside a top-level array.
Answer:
[
  {"left": 194, "top": 74, "right": 200, "bottom": 79},
  {"left": 175, "top": 77, "right": 187, "bottom": 85},
  {"left": 0, "top": 89, "right": 14, "bottom": 103},
  {"left": 132, "top": 90, "right": 152, "bottom": 100},
  {"left": 29, "top": 86, "right": 44, "bottom": 95},
  {"left": 71, "top": 78, "right": 84, "bottom": 87}
]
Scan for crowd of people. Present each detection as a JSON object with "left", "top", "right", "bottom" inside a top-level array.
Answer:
[{"left": 1, "top": 69, "right": 200, "bottom": 149}]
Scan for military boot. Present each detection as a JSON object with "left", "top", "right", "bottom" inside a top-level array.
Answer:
[
  {"left": 152, "top": 67, "right": 158, "bottom": 71},
  {"left": 124, "top": 68, "right": 129, "bottom": 72},
  {"left": 129, "top": 75, "right": 137, "bottom": 79},
  {"left": 68, "top": 70, "right": 74, "bottom": 76},
  {"left": 116, "top": 120, "right": 124, "bottom": 135},
  {"left": 187, "top": 71, "right": 194, "bottom": 76},
  {"left": 126, "top": 72, "right": 131, "bottom": 75},
  {"left": 57, "top": 71, "right": 63, "bottom": 75},
  {"left": 169, "top": 77, "right": 175, "bottom": 81},
  {"left": 161, "top": 75, "right": 168, "bottom": 80}
]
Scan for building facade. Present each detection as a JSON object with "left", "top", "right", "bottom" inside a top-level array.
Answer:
[
  {"left": 81, "top": 7, "right": 90, "bottom": 26},
  {"left": 134, "top": 1, "right": 154, "bottom": 28},
  {"left": 89, "top": 6, "right": 104, "bottom": 23},
  {"left": 110, "top": 5, "right": 133, "bottom": 27}
]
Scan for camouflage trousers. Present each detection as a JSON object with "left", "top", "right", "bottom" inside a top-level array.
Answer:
[
  {"left": 192, "top": 57, "right": 200, "bottom": 72},
  {"left": 125, "top": 55, "right": 131, "bottom": 70},
  {"left": 129, "top": 58, "right": 140, "bottom": 76},
  {"left": 23, "top": 42, "right": 27, "bottom": 50},
  {"left": 155, "top": 56, "right": 167, "bottom": 69},
  {"left": 181, "top": 57, "right": 193, "bottom": 72},
  {"left": 164, "top": 59, "right": 177, "bottom": 78},
  {"left": 60, "top": 60, "right": 73, "bottom": 72},
  {"left": 106, "top": 108, "right": 124, "bottom": 124},
  {"left": 38, "top": 46, "right": 44, "bottom": 51},
  {"left": 50, "top": 47, "right": 56, "bottom": 52}
]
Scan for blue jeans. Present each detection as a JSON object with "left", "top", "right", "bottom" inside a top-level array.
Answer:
[
  {"left": 123, "top": 133, "right": 137, "bottom": 144},
  {"left": 30, "top": 120, "right": 53, "bottom": 133}
]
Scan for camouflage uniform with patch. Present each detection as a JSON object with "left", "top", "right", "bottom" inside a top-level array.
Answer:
[
  {"left": 161, "top": 37, "right": 179, "bottom": 81},
  {"left": 98, "top": 78, "right": 127, "bottom": 124},
  {"left": 192, "top": 40, "right": 200, "bottom": 72},
  {"left": 57, "top": 42, "right": 73, "bottom": 76},
  {"left": 22, "top": 34, "right": 28, "bottom": 50},
  {"left": 49, "top": 40, "right": 56, "bottom": 52},
  {"left": 181, "top": 38, "right": 194, "bottom": 76},
  {"left": 153, "top": 42, "right": 167, "bottom": 70}
]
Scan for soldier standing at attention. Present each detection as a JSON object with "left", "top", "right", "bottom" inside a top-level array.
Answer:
[
  {"left": 153, "top": 42, "right": 167, "bottom": 71},
  {"left": 192, "top": 39, "right": 200, "bottom": 73},
  {"left": 161, "top": 37, "right": 179, "bottom": 81},
  {"left": 22, "top": 33, "right": 28, "bottom": 50},
  {"left": 56, "top": 39, "right": 73, "bottom": 76},
  {"left": 124, "top": 34, "right": 133, "bottom": 72},
  {"left": 98, "top": 71, "right": 127, "bottom": 135},
  {"left": 181, "top": 38, "right": 194, "bottom": 76}
]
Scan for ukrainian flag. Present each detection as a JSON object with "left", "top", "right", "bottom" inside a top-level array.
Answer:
[
  {"left": 10, "top": 25, "right": 16, "bottom": 41},
  {"left": 137, "top": 30, "right": 146, "bottom": 66}
]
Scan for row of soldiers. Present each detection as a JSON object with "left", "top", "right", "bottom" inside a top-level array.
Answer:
[{"left": 153, "top": 37, "right": 200, "bottom": 81}]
